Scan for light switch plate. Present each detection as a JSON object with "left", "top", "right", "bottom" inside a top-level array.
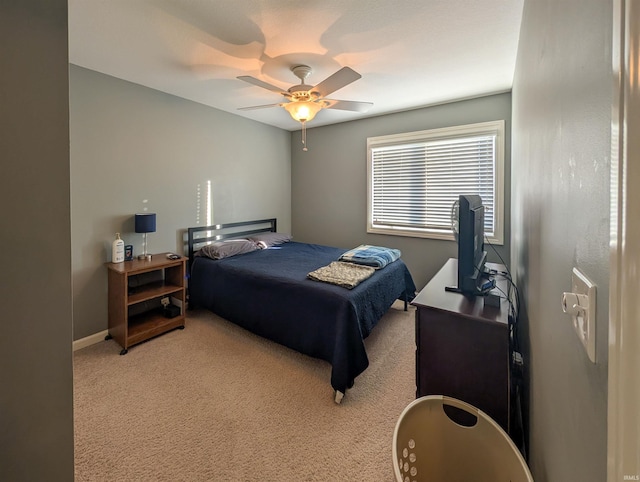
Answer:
[{"left": 572, "top": 267, "right": 596, "bottom": 362}]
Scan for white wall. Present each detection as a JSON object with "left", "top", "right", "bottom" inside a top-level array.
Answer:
[
  {"left": 0, "top": 2, "right": 74, "bottom": 480},
  {"left": 511, "top": 0, "right": 611, "bottom": 480},
  {"left": 70, "top": 66, "right": 292, "bottom": 339}
]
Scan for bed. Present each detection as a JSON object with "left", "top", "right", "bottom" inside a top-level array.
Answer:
[{"left": 187, "top": 219, "right": 416, "bottom": 402}]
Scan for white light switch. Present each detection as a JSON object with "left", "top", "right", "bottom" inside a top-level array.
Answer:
[{"left": 562, "top": 268, "right": 596, "bottom": 363}]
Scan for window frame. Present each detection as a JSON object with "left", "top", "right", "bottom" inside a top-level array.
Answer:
[{"left": 366, "top": 120, "right": 505, "bottom": 245}]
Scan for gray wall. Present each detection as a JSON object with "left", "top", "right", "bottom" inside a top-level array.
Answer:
[
  {"left": 0, "top": 2, "right": 75, "bottom": 480},
  {"left": 511, "top": 1, "right": 611, "bottom": 480},
  {"left": 70, "top": 65, "right": 292, "bottom": 340},
  {"left": 291, "top": 93, "right": 512, "bottom": 290}
]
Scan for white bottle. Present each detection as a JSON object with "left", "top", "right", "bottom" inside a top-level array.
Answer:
[{"left": 112, "top": 233, "right": 125, "bottom": 263}]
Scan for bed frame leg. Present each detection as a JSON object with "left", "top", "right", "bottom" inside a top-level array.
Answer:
[
  {"left": 334, "top": 390, "right": 345, "bottom": 404},
  {"left": 404, "top": 293, "right": 408, "bottom": 311}
]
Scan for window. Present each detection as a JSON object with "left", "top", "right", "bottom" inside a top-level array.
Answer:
[{"left": 367, "top": 120, "right": 504, "bottom": 244}]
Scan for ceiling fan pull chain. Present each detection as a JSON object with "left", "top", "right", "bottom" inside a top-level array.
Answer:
[{"left": 302, "top": 121, "right": 308, "bottom": 151}]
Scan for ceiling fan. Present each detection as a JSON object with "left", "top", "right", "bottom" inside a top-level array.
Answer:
[{"left": 237, "top": 65, "right": 373, "bottom": 151}]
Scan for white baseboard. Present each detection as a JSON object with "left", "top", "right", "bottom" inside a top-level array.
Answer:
[{"left": 73, "top": 330, "right": 109, "bottom": 352}]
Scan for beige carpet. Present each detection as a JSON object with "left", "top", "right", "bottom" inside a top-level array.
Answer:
[{"left": 73, "top": 301, "right": 416, "bottom": 481}]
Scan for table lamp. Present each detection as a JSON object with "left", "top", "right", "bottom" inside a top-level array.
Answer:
[{"left": 135, "top": 213, "right": 156, "bottom": 260}]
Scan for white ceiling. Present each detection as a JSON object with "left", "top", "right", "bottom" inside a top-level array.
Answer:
[{"left": 68, "top": 0, "right": 524, "bottom": 131}]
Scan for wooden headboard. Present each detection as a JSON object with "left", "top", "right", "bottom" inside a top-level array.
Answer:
[{"left": 186, "top": 218, "right": 277, "bottom": 272}]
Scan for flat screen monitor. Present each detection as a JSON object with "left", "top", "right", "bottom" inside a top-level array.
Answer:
[{"left": 456, "top": 194, "right": 488, "bottom": 295}]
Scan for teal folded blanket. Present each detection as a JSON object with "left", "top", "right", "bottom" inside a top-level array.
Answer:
[{"left": 339, "top": 244, "right": 401, "bottom": 269}]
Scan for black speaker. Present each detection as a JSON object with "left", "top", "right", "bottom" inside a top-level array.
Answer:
[{"left": 163, "top": 304, "right": 180, "bottom": 318}]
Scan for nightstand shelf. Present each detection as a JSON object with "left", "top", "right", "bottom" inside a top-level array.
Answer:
[
  {"left": 105, "top": 253, "right": 186, "bottom": 354},
  {"left": 126, "top": 308, "right": 184, "bottom": 346},
  {"left": 127, "top": 281, "right": 183, "bottom": 305}
]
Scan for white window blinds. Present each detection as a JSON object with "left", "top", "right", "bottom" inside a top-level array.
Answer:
[{"left": 367, "top": 120, "right": 504, "bottom": 243}]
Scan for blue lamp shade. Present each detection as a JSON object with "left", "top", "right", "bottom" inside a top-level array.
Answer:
[{"left": 135, "top": 213, "right": 156, "bottom": 234}]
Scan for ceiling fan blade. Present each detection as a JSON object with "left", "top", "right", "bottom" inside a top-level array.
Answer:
[
  {"left": 237, "top": 75, "right": 289, "bottom": 96},
  {"left": 311, "top": 67, "right": 362, "bottom": 98},
  {"left": 324, "top": 99, "right": 373, "bottom": 113},
  {"left": 237, "top": 103, "right": 283, "bottom": 111}
]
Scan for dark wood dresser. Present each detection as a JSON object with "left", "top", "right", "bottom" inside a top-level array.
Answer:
[{"left": 412, "top": 258, "right": 512, "bottom": 432}]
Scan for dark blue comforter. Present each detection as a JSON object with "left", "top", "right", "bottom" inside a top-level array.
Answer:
[{"left": 189, "top": 241, "right": 416, "bottom": 394}]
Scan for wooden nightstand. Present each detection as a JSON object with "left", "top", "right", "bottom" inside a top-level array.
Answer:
[{"left": 105, "top": 253, "right": 186, "bottom": 354}]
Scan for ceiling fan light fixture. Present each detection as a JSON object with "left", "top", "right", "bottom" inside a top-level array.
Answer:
[
  {"left": 283, "top": 100, "right": 324, "bottom": 152},
  {"left": 283, "top": 100, "right": 322, "bottom": 122},
  {"left": 237, "top": 64, "right": 370, "bottom": 152}
]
